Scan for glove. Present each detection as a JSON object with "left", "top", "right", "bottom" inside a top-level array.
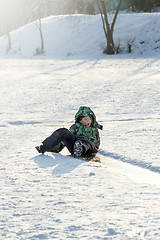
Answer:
[{"left": 93, "top": 147, "right": 98, "bottom": 153}]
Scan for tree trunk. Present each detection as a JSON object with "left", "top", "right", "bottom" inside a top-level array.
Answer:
[
  {"left": 35, "top": 19, "right": 44, "bottom": 54},
  {"left": 39, "top": 19, "right": 44, "bottom": 53},
  {"left": 97, "top": 0, "right": 123, "bottom": 55},
  {"left": 7, "top": 32, "right": 11, "bottom": 52},
  {"left": 104, "top": 29, "right": 115, "bottom": 54}
]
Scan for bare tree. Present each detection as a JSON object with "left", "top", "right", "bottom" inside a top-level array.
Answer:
[
  {"left": 31, "top": 0, "right": 47, "bottom": 54},
  {"left": 96, "top": 0, "right": 123, "bottom": 54},
  {"left": 6, "top": 33, "right": 11, "bottom": 52},
  {"left": 35, "top": 19, "right": 44, "bottom": 54}
]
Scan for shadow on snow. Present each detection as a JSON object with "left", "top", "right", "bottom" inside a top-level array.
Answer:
[{"left": 31, "top": 153, "right": 83, "bottom": 176}]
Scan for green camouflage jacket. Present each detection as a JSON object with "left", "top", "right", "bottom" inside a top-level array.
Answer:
[
  {"left": 52, "top": 106, "right": 103, "bottom": 153},
  {"left": 69, "top": 122, "right": 100, "bottom": 149}
]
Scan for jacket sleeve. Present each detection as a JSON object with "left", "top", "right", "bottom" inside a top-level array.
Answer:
[
  {"left": 69, "top": 123, "right": 80, "bottom": 134},
  {"left": 82, "top": 126, "right": 100, "bottom": 149},
  {"left": 94, "top": 128, "right": 100, "bottom": 149}
]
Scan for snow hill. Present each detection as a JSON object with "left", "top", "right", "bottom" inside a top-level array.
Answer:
[
  {"left": 0, "top": 12, "right": 160, "bottom": 58},
  {"left": 0, "top": 12, "right": 160, "bottom": 240}
]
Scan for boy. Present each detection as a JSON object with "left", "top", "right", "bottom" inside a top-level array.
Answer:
[{"left": 36, "top": 106, "right": 103, "bottom": 158}]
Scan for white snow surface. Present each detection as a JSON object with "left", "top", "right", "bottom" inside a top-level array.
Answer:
[{"left": 0, "top": 13, "right": 160, "bottom": 239}]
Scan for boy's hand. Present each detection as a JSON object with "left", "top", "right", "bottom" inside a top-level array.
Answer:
[{"left": 93, "top": 147, "right": 98, "bottom": 153}]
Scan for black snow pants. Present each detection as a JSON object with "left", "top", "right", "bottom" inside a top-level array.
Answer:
[
  {"left": 42, "top": 128, "right": 76, "bottom": 154},
  {"left": 42, "top": 128, "right": 92, "bottom": 154}
]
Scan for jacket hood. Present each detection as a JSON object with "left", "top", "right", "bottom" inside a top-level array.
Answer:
[{"left": 75, "top": 106, "right": 103, "bottom": 130}]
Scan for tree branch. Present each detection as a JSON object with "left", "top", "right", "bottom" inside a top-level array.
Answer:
[
  {"left": 111, "top": 0, "right": 123, "bottom": 32},
  {"left": 96, "top": 0, "right": 108, "bottom": 40}
]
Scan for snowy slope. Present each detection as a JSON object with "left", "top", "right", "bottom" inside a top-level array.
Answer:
[
  {"left": 0, "top": 13, "right": 160, "bottom": 58},
  {"left": 0, "top": 13, "right": 160, "bottom": 240}
]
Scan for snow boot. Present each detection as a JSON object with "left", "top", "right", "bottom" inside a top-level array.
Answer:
[
  {"left": 73, "top": 140, "right": 89, "bottom": 158},
  {"left": 35, "top": 145, "right": 46, "bottom": 154}
]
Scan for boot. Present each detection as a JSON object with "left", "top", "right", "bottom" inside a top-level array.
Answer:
[
  {"left": 35, "top": 145, "right": 46, "bottom": 154},
  {"left": 73, "top": 140, "right": 89, "bottom": 158}
]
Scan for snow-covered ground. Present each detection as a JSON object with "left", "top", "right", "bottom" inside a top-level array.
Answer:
[{"left": 0, "top": 13, "right": 160, "bottom": 239}]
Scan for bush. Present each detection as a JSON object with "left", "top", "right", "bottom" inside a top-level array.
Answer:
[{"left": 130, "top": 0, "right": 160, "bottom": 12}]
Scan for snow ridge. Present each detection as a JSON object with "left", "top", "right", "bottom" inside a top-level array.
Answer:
[{"left": 100, "top": 150, "right": 160, "bottom": 174}]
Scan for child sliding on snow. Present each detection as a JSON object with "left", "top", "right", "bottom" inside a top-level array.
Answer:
[{"left": 36, "top": 106, "right": 103, "bottom": 158}]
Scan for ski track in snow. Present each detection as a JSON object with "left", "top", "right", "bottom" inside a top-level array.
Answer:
[
  {"left": 58, "top": 150, "right": 160, "bottom": 187},
  {"left": 100, "top": 150, "right": 160, "bottom": 174},
  {"left": 99, "top": 152, "right": 160, "bottom": 187}
]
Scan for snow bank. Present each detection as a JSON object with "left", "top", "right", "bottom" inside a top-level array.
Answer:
[{"left": 0, "top": 13, "right": 160, "bottom": 58}]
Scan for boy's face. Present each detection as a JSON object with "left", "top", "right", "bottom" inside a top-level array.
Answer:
[{"left": 80, "top": 116, "right": 92, "bottom": 127}]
